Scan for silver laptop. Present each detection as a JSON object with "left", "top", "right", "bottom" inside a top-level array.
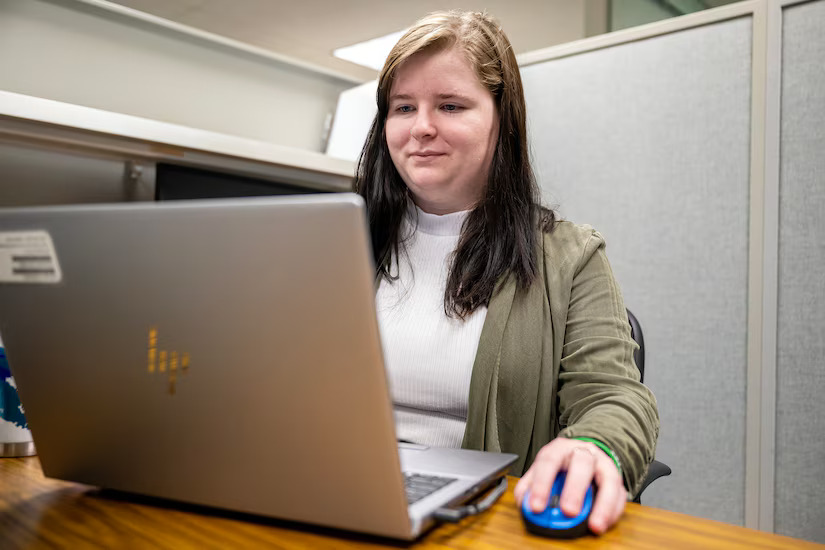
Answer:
[{"left": 0, "top": 193, "right": 516, "bottom": 540}]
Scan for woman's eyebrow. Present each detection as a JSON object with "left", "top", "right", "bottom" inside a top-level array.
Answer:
[
  {"left": 389, "top": 92, "right": 475, "bottom": 102},
  {"left": 437, "top": 93, "right": 473, "bottom": 101}
]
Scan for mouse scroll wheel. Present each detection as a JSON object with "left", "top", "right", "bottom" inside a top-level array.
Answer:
[{"left": 551, "top": 495, "right": 561, "bottom": 508}]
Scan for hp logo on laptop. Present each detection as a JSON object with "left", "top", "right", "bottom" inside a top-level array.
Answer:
[{"left": 147, "top": 327, "right": 190, "bottom": 395}]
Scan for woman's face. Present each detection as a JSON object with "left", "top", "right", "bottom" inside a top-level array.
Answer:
[{"left": 385, "top": 47, "right": 499, "bottom": 215}]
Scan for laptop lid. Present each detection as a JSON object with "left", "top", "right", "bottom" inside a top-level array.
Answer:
[{"left": 0, "top": 194, "right": 515, "bottom": 539}]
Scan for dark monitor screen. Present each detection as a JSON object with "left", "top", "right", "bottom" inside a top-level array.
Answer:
[{"left": 155, "top": 163, "right": 330, "bottom": 201}]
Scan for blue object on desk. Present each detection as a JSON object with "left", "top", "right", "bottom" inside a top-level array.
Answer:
[
  {"left": 1, "top": 347, "right": 28, "bottom": 430},
  {"left": 521, "top": 472, "right": 594, "bottom": 539}
]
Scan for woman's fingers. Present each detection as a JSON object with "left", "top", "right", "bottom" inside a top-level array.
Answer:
[
  {"left": 526, "top": 444, "right": 563, "bottom": 513},
  {"left": 514, "top": 469, "right": 532, "bottom": 505},
  {"left": 559, "top": 446, "right": 597, "bottom": 517},
  {"left": 587, "top": 459, "right": 623, "bottom": 533}
]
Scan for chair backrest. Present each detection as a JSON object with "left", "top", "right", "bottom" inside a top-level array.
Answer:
[
  {"left": 626, "top": 309, "right": 645, "bottom": 383},
  {"left": 626, "top": 308, "right": 672, "bottom": 501}
]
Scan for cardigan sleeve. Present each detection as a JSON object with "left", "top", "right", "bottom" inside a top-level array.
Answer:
[{"left": 553, "top": 229, "right": 660, "bottom": 497}]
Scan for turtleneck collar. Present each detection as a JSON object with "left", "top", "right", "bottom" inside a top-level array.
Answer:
[{"left": 407, "top": 201, "right": 470, "bottom": 236}]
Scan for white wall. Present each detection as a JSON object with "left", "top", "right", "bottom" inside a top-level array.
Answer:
[
  {"left": 0, "top": 0, "right": 354, "bottom": 152},
  {"left": 325, "top": 80, "right": 377, "bottom": 162}
]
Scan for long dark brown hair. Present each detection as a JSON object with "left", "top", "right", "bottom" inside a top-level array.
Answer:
[{"left": 354, "top": 11, "right": 554, "bottom": 319}]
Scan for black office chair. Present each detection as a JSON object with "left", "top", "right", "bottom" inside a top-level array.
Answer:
[{"left": 627, "top": 308, "right": 671, "bottom": 503}]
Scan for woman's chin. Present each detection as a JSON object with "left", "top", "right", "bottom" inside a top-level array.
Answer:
[
  {"left": 406, "top": 177, "right": 450, "bottom": 197},
  {"left": 412, "top": 179, "right": 449, "bottom": 190}
]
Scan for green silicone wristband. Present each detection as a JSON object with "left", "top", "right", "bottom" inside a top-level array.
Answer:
[{"left": 573, "top": 436, "right": 622, "bottom": 476}]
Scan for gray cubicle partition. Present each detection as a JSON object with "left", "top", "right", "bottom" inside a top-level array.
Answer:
[
  {"left": 521, "top": 15, "right": 753, "bottom": 526},
  {"left": 776, "top": 0, "right": 825, "bottom": 543}
]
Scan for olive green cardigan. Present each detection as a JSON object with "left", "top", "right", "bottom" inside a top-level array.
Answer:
[{"left": 460, "top": 221, "right": 659, "bottom": 497}]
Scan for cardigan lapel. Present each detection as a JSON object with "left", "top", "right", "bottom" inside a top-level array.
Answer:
[
  {"left": 461, "top": 276, "right": 516, "bottom": 454},
  {"left": 462, "top": 239, "right": 552, "bottom": 475},
  {"left": 494, "top": 274, "right": 548, "bottom": 474}
]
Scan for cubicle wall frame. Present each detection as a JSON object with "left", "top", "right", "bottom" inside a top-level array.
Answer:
[
  {"left": 755, "top": 0, "right": 779, "bottom": 534},
  {"left": 518, "top": 0, "right": 786, "bottom": 533}
]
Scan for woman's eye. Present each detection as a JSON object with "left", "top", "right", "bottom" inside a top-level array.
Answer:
[
  {"left": 397, "top": 105, "right": 414, "bottom": 113},
  {"left": 442, "top": 104, "right": 461, "bottom": 112}
]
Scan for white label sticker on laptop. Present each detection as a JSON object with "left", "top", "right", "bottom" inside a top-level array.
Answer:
[{"left": 0, "top": 231, "right": 62, "bottom": 284}]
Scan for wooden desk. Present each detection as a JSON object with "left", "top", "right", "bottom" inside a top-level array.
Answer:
[{"left": 2, "top": 457, "right": 820, "bottom": 549}]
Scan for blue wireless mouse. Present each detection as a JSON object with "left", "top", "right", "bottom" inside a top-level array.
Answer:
[{"left": 520, "top": 472, "right": 595, "bottom": 539}]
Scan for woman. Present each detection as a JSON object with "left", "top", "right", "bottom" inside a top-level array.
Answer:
[{"left": 354, "top": 11, "right": 659, "bottom": 534}]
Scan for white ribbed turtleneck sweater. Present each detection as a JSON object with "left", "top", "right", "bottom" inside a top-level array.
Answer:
[{"left": 376, "top": 204, "right": 488, "bottom": 448}]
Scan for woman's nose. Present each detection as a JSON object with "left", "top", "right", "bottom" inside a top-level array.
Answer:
[{"left": 410, "top": 111, "right": 437, "bottom": 141}]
